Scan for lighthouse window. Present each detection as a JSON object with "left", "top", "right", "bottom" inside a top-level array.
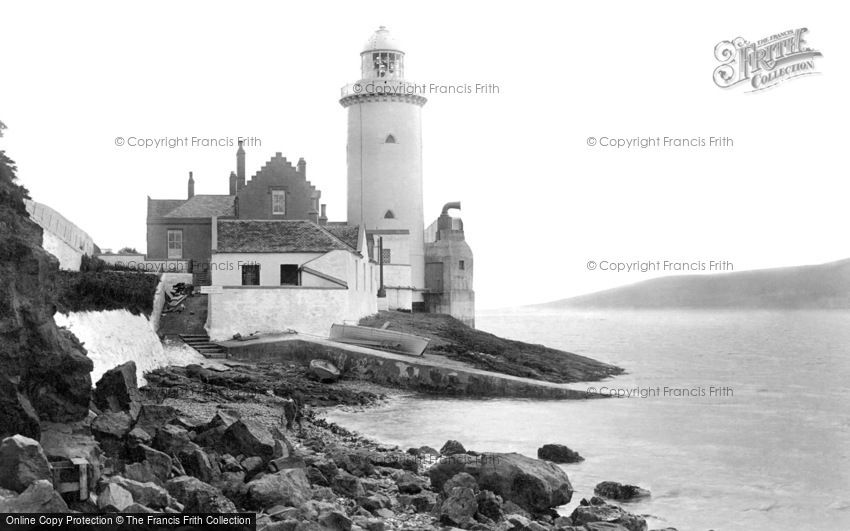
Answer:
[
  {"left": 381, "top": 249, "right": 392, "bottom": 264},
  {"left": 384, "top": 210, "right": 395, "bottom": 219},
  {"left": 385, "top": 134, "right": 396, "bottom": 144},
  {"left": 459, "top": 260, "right": 465, "bottom": 270}
]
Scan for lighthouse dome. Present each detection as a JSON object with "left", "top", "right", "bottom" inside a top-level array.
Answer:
[{"left": 362, "top": 26, "right": 403, "bottom": 53}]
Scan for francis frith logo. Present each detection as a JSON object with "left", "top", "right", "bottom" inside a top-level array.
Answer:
[{"left": 713, "top": 28, "right": 822, "bottom": 92}]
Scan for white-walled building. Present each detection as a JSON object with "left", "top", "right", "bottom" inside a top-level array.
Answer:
[{"left": 205, "top": 219, "right": 377, "bottom": 340}]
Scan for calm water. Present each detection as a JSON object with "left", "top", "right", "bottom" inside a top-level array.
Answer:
[{"left": 323, "top": 310, "right": 850, "bottom": 530}]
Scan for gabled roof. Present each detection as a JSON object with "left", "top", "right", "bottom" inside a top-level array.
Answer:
[
  {"left": 324, "top": 224, "right": 360, "bottom": 249},
  {"left": 148, "top": 199, "right": 186, "bottom": 218},
  {"left": 217, "top": 220, "right": 356, "bottom": 253},
  {"left": 165, "top": 195, "right": 234, "bottom": 218}
]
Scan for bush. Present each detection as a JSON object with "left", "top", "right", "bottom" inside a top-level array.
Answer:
[{"left": 55, "top": 270, "right": 159, "bottom": 315}]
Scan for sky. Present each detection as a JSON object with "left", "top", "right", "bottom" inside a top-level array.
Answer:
[{"left": 1, "top": 1, "right": 847, "bottom": 309}]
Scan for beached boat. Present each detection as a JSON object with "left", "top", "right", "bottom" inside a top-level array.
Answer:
[{"left": 328, "top": 323, "right": 430, "bottom": 356}]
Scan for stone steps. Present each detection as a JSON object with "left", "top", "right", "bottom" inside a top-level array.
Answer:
[{"left": 179, "top": 334, "right": 226, "bottom": 359}]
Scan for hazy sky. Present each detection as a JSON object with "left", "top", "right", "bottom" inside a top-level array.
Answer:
[{"left": 1, "top": 1, "right": 847, "bottom": 309}]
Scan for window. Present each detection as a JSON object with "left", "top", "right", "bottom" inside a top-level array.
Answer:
[
  {"left": 272, "top": 190, "right": 286, "bottom": 215},
  {"left": 167, "top": 229, "right": 183, "bottom": 259},
  {"left": 280, "top": 264, "right": 300, "bottom": 286},
  {"left": 381, "top": 249, "right": 391, "bottom": 264},
  {"left": 385, "top": 134, "right": 396, "bottom": 144},
  {"left": 241, "top": 264, "right": 260, "bottom": 286},
  {"left": 459, "top": 260, "right": 465, "bottom": 270},
  {"left": 384, "top": 210, "right": 395, "bottom": 219}
]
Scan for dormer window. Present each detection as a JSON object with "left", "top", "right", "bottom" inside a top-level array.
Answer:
[
  {"left": 384, "top": 210, "right": 395, "bottom": 219},
  {"left": 385, "top": 134, "right": 396, "bottom": 144}
]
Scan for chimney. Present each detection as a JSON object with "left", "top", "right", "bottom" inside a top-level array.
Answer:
[
  {"left": 188, "top": 171, "right": 195, "bottom": 199},
  {"left": 297, "top": 157, "right": 306, "bottom": 177},
  {"left": 229, "top": 171, "right": 237, "bottom": 195},
  {"left": 319, "top": 204, "right": 328, "bottom": 225},
  {"left": 236, "top": 141, "right": 246, "bottom": 191},
  {"left": 308, "top": 209, "right": 319, "bottom": 224}
]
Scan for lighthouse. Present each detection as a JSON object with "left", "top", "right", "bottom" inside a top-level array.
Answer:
[{"left": 340, "top": 26, "right": 427, "bottom": 309}]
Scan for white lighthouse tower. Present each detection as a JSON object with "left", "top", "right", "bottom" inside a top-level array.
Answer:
[{"left": 341, "top": 27, "right": 427, "bottom": 309}]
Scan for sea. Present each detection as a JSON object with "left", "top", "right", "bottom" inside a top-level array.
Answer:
[{"left": 323, "top": 309, "right": 850, "bottom": 531}]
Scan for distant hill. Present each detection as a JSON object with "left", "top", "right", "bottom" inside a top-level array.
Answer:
[{"left": 536, "top": 258, "right": 850, "bottom": 310}]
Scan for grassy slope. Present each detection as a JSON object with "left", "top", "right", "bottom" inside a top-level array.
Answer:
[{"left": 359, "top": 311, "right": 622, "bottom": 384}]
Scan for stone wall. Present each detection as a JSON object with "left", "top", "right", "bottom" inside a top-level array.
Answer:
[{"left": 225, "top": 339, "right": 597, "bottom": 400}]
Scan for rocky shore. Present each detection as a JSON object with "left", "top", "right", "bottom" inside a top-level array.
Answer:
[{"left": 2, "top": 357, "right": 673, "bottom": 531}]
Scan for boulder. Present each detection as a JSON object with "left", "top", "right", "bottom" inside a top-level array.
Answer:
[
  {"left": 0, "top": 480, "right": 69, "bottom": 512},
  {"left": 133, "top": 404, "right": 179, "bottom": 436},
  {"left": 443, "top": 471, "right": 478, "bottom": 495},
  {"left": 439, "top": 484, "right": 478, "bottom": 527},
  {"left": 0, "top": 435, "right": 52, "bottom": 493},
  {"left": 181, "top": 447, "right": 220, "bottom": 483},
  {"left": 91, "top": 411, "right": 134, "bottom": 439},
  {"left": 0, "top": 378, "right": 41, "bottom": 440},
  {"left": 357, "top": 493, "right": 392, "bottom": 512},
  {"left": 153, "top": 424, "right": 198, "bottom": 456},
  {"left": 395, "top": 470, "right": 428, "bottom": 494},
  {"left": 476, "top": 490, "right": 504, "bottom": 522},
  {"left": 594, "top": 481, "right": 651, "bottom": 501},
  {"left": 570, "top": 501, "right": 648, "bottom": 531},
  {"left": 537, "top": 443, "right": 584, "bottom": 464},
  {"left": 128, "top": 444, "right": 172, "bottom": 484},
  {"left": 399, "top": 491, "right": 438, "bottom": 513},
  {"left": 108, "top": 476, "right": 170, "bottom": 509},
  {"left": 307, "top": 359, "right": 340, "bottom": 383},
  {"left": 128, "top": 427, "right": 153, "bottom": 446},
  {"left": 166, "top": 475, "right": 237, "bottom": 513},
  {"left": 246, "top": 468, "right": 312, "bottom": 510},
  {"left": 97, "top": 482, "right": 135, "bottom": 511},
  {"left": 93, "top": 361, "right": 142, "bottom": 419},
  {"left": 440, "top": 440, "right": 467, "bottom": 456},
  {"left": 217, "top": 420, "right": 281, "bottom": 461},
  {"left": 328, "top": 446, "right": 375, "bottom": 477},
  {"left": 331, "top": 470, "right": 365, "bottom": 498},
  {"left": 429, "top": 452, "right": 573, "bottom": 515},
  {"left": 317, "top": 508, "right": 352, "bottom": 531}
]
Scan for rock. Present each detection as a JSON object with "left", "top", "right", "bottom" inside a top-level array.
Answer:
[
  {"left": 166, "top": 475, "right": 237, "bottom": 513},
  {"left": 395, "top": 470, "right": 428, "bottom": 494},
  {"left": 306, "top": 467, "right": 330, "bottom": 486},
  {"left": 128, "top": 444, "right": 172, "bottom": 484},
  {"left": 357, "top": 493, "right": 392, "bottom": 512},
  {"left": 128, "top": 427, "right": 153, "bottom": 445},
  {"left": 307, "top": 359, "right": 341, "bottom": 383},
  {"left": 91, "top": 411, "right": 134, "bottom": 439},
  {"left": 318, "top": 508, "right": 352, "bottom": 531},
  {"left": 220, "top": 454, "right": 242, "bottom": 473},
  {"left": 0, "top": 435, "right": 52, "bottom": 493},
  {"left": 153, "top": 424, "right": 198, "bottom": 456},
  {"left": 241, "top": 455, "right": 265, "bottom": 477},
  {"left": 476, "top": 490, "right": 504, "bottom": 521},
  {"left": 0, "top": 168, "right": 94, "bottom": 429},
  {"left": 429, "top": 452, "right": 573, "bottom": 515},
  {"left": 439, "top": 484, "right": 478, "bottom": 527},
  {"left": 108, "top": 476, "right": 170, "bottom": 509},
  {"left": 125, "top": 503, "right": 157, "bottom": 513},
  {"left": 93, "top": 361, "right": 142, "bottom": 419},
  {"left": 537, "top": 444, "right": 584, "bottom": 464},
  {"left": 440, "top": 439, "right": 467, "bottom": 456},
  {"left": 217, "top": 420, "right": 281, "bottom": 461},
  {"left": 182, "top": 447, "right": 220, "bottom": 483},
  {"left": 0, "top": 377, "right": 41, "bottom": 440},
  {"left": 399, "top": 491, "right": 438, "bottom": 513},
  {"left": 246, "top": 468, "right": 312, "bottom": 510},
  {"left": 304, "top": 455, "right": 339, "bottom": 481},
  {"left": 443, "top": 471, "right": 479, "bottom": 495},
  {"left": 0, "top": 480, "right": 69, "bottom": 512},
  {"left": 97, "top": 482, "right": 135, "bottom": 511},
  {"left": 594, "top": 481, "right": 651, "bottom": 501},
  {"left": 505, "top": 514, "right": 532, "bottom": 530},
  {"left": 570, "top": 502, "right": 648, "bottom": 531},
  {"left": 269, "top": 456, "right": 306, "bottom": 472},
  {"left": 331, "top": 470, "right": 365, "bottom": 498},
  {"left": 328, "top": 446, "right": 375, "bottom": 477},
  {"left": 133, "top": 404, "right": 179, "bottom": 436}
]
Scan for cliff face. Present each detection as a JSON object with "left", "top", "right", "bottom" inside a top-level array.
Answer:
[{"left": 0, "top": 150, "right": 93, "bottom": 439}]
